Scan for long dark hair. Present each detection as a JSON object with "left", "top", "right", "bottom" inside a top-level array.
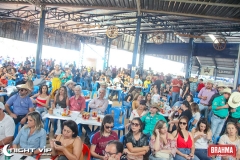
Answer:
[
  {"left": 182, "top": 100, "right": 191, "bottom": 112},
  {"left": 195, "top": 118, "right": 210, "bottom": 134},
  {"left": 100, "top": 115, "right": 114, "bottom": 136},
  {"left": 57, "top": 86, "right": 67, "bottom": 98},
  {"left": 39, "top": 84, "right": 49, "bottom": 95},
  {"left": 130, "top": 117, "right": 143, "bottom": 133},
  {"left": 176, "top": 116, "right": 189, "bottom": 138}
]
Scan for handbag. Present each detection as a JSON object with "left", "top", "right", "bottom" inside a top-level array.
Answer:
[
  {"left": 155, "top": 151, "right": 170, "bottom": 159},
  {"left": 127, "top": 154, "right": 143, "bottom": 160}
]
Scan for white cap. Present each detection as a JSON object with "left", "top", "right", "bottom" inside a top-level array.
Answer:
[{"left": 0, "top": 102, "right": 5, "bottom": 110}]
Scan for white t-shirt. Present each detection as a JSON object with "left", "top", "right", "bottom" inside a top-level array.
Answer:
[
  {"left": 193, "top": 112, "right": 201, "bottom": 121},
  {"left": 151, "top": 94, "right": 160, "bottom": 104},
  {"left": 0, "top": 113, "right": 15, "bottom": 141},
  {"left": 219, "top": 134, "right": 240, "bottom": 151},
  {"left": 129, "top": 109, "right": 147, "bottom": 121}
]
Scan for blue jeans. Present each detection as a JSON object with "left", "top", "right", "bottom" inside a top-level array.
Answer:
[
  {"left": 35, "top": 107, "right": 47, "bottom": 115},
  {"left": 195, "top": 149, "right": 211, "bottom": 160},
  {"left": 171, "top": 92, "right": 179, "bottom": 107},
  {"left": 198, "top": 104, "right": 208, "bottom": 118},
  {"left": 211, "top": 114, "right": 226, "bottom": 143},
  {"left": 174, "top": 148, "right": 199, "bottom": 160}
]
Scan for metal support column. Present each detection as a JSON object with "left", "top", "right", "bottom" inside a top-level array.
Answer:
[
  {"left": 80, "top": 38, "right": 85, "bottom": 69},
  {"left": 103, "top": 36, "right": 111, "bottom": 70},
  {"left": 138, "top": 33, "right": 147, "bottom": 76},
  {"left": 131, "top": 16, "right": 141, "bottom": 78},
  {"left": 185, "top": 37, "right": 194, "bottom": 78},
  {"left": 234, "top": 44, "right": 240, "bottom": 88},
  {"left": 35, "top": 9, "right": 46, "bottom": 75}
]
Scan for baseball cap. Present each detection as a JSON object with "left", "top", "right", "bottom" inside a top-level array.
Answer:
[
  {"left": 140, "top": 100, "right": 146, "bottom": 105},
  {"left": 0, "top": 102, "right": 5, "bottom": 110}
]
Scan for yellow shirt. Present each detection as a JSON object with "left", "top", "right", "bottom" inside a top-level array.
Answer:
[{"left": 144, "top": 80, "right": 151, "bottom": 88}]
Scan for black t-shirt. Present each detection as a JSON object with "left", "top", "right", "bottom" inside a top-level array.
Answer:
[
  {"left": 124, "top": 132, "right": 149, "bottom": 160},
  {"left": 154, "top": 80, "right": 163, "bottom": 88},
  {"left": 180, "top": 109, "right": 192, "bottom": 121},
  {"left": 208, "top": 92, "right": 220, "bottom": 106}
]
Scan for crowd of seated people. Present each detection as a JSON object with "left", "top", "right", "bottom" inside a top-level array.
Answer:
[{"left": 1, "top": 56, "right": 240, "bottom": 160}]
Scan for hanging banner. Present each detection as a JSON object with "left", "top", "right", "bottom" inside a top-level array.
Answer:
[
  {"left": 200, "top": 67, "right": 214, "bottom": 76},
  {"left": 217, "top": 69, "right": 234, "bottom": 75}
]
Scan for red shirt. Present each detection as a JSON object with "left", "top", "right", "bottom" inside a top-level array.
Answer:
[
  {"left": 171, "top": 79, "right": 183, "bottom": 93},
  {"left": 69, "top": 96, "right": 86, "bottom": 111},
  {"left": 92, "top": 131, "right": 118, "bottom": 156},
  {"left": 177, "top": 133, "right": 192, "bottom": 148},
  {"left": 197, "top": 83, "right": 205, "bottom": 92},
  {"left": 0, "top": 79, "right": 8, "bottom": 86}
]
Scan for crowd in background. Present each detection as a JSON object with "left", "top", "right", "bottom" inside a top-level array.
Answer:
[{"left": 0, "top": 56, "right": 240, "bottom": 160}]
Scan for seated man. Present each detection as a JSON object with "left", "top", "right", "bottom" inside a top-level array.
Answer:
[
  {"left": 0, "top": 102, "right": 15, "bottom": 146},
  {"left": 83, "top": 88, "right": 108, "bottom": 143},
  {"left": 65, "top": 80, "right": 76, "bottom": 98},
  {"left": 5, "top": 84, "right": 34, "bottom": 124},
  {"left": 69, "top": 85, "right": 86, "bottom": 113},
  {"left": 141, "top": 103, "right": 167, "bottom": 137},
  {"left": 104, "top": 140, "right": 123, "bottom": 160}
]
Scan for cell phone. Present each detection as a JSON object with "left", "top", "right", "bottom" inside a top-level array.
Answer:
[
  {"left": 55, "top": 141, "right": 62, "bottom": 146},
  {"left": 20, "top": 156, "right": 28, "bottom": 160}
]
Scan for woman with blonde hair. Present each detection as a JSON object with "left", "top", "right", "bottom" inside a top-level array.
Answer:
[
  {"left": 47, "top": 64, "right": 63, "bottom": 99},
  {"left": 150, "top": 120, "right": 176, "bottom": 160},
  {"left": 12, "top": 112, "right": 46, "bottom": 157},
  {"left": 132, "top": 94, "right": 142, "bottom": 110}
]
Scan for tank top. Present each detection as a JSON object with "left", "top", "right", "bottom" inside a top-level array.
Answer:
[
  {"left": 177, "top": 133, "right": 192, "bottom": 148},
  {"left": 57, "top": 135, "right": 75, "bottom": 155},
  {"left": 36, "top": 95, "right": 48, "bottom": 107},
  {"left": 53, "top": 70, "right": 62, "bottom": 77},
  {"left": 194, "top": 133, "right": 208, "bottom": 149},
  {"left": 56, "top": 95, "right": 67, "bottom": 108}
]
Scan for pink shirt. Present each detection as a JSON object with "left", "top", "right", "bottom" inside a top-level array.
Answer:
[
  {"left": 89, "top": 97, "right": 109, "bottom": 113},
  {"left": 69, "top": 96, "right": 86, "bottom": 111}
]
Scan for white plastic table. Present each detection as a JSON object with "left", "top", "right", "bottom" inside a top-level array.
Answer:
[
  {"left": 0, "top": 153, "right": 35, "bottom": 160},
  {"left": 159, "top": 105, "right": 171, "bottom": 117}
]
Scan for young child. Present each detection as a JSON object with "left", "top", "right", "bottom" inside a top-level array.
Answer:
[{"left": 151, "top": 87, "right": 160, "bottom": 104}]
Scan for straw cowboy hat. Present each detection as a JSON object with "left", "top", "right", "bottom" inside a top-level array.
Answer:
[
  {"left": 217, "top": 82, "right": 227, "bottom": 88},
  {"left": 16, "top": 84, "right": 32, "bottom": 93},
  {"left": 220, "top": 88, "right": 232, "bottom": 95},
  {"left": 64, "top": 80, "right": 76, "bottom": 86},
  {"left": 189, "top": 77, "right": 194, "bottom": 82},
  {"left": 192, "top": 78, "right": 198, "bottom": 83},
  {"left": 228, "top": 92, "right": 240, "bottom": 108},
  {"left": 151, "top": 103, "right": 161, "bottom": 111}
]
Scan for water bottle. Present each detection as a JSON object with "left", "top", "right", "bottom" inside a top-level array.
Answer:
[{"left": 98, "top": 109, "right": 102, "bottom": 116}]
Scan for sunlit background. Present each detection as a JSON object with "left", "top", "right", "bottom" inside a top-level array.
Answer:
[{"left": 0, "top": 37, "right": 184, "bottom": 74}]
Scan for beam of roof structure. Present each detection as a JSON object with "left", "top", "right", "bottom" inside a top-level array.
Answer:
[
  {"left": 0, "top": 2, "right": 240, "bottom": 22},
  {"left": 161, "top": 0, "right": 240, "bottom": 8}
]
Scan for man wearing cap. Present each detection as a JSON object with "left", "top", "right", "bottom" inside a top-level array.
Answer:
[
  {"left": 198, "top": 80, "right": 217, "bottom": 118},
  {"left": 141, "top": 103, "right": 167, "bottom": 136},
  {"left": 226, "top": 92, "right": 240, "bottom": 134},
  {"left": 171, "top": 75, "right": 183, "bottom": 107},
  {"left": 65, "top": 80, "right": 76, "bottom": 98},
  {"left": 4, "top": 84, "right": 34, "bottom": 124},
  {"left": 0, "top": 102, "right": 15, "bottom": 146},
  {"left": 211, "top": 88, "right": 231, "bottom": 143}
]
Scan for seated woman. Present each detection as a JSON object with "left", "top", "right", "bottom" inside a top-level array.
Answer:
[
  {"left": 132, "top": 94, "right": 142, "bottom": 110},
  {"left": 123, "top": 86, "right": 136, "bottom": 108},
  {"left": 124, "top": 117, "right": 149, "bottom": 160},
  {"left": 145, "top": 93, "right": 152, "bottom": 110},
  {"left": 12, "top": 112, "right": 46, "bottom": 157},
  {"left": 50, "top": 120, "right": 83, "bottom": 160},
  {"left": 191, "top": 119, "right": 212, "bottom": 160},
  {"left": 191, "top": 103, "right": 201, "bottom": 128},
  {"left": 150, "top": 120, "right": 176, "bottom": 160},
  {"left": 151, "top": 87, "right": 160, "bottom": 104},
  {"left": 90, "top": 115, "right": 118, "bottom": 160},
  {"left": 144, "top": 76, "right": 151, "bottom": 89},
  {"left": 169, "top": 101, "right": 193, "bottom": 132},
  {"left": 218, "top": 122, "right": 240, "bottom": 160},
  {"left": 126, "top": 100, "right": 148, "bottom": 129},
  {"left": 172, "top": 94, "right": 193, "bottom": 109},
  {"left": 31, "top": 85, "right": 50, "bottom": 115},
  {"left": 172, "top": 116, "right": 199, "bottom": 160}
]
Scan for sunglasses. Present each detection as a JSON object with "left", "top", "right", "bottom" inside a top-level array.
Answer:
[
  {"left": 131, "top": 122, "right": 140, "bottom": 127},
  {"left": 105, "top": 125, "right": 114, "bottom": 129},
  {"left": 179, "top": 122, "right": 187, "bottom": 125},
  {"left": 20, "top": 89, "right": 27, "bottom": 92}
]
